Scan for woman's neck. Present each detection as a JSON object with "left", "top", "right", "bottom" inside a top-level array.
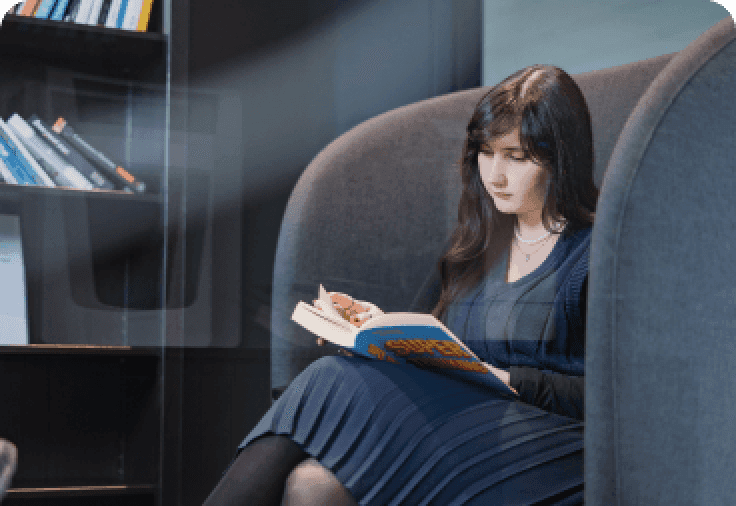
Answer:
[{"left": 514, "top": 215, "right": 566, "bottom": 240}]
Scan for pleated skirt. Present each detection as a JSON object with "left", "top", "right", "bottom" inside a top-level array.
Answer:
[{"left": 236, "top": 355, "right": 584, "bottom": 505}]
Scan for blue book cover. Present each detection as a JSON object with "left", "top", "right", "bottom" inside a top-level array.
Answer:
[
  {"left": 0, "top": 135, "right": 37, "bottom": 186},
  {"left": 49, "top": 0, "right": 70, "bottom": 20},
  {"left": 35, "top": 0, "right": 58, "bottom": 18}
]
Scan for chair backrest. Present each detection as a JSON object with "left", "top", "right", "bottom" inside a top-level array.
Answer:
[
  {"left": 586, "top": 16, "right": 736, "bottom": 505},
  {"left": 270, "top": 46, "right": 674, "bottom": 390}
]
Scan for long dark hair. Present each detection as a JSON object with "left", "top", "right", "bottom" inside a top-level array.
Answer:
[{"left": 431, "top": 64, "right": 599, "bottom": 322}]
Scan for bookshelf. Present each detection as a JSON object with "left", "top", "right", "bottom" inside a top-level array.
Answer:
[{"left": 0, "top": 2, "right": 172, "bottom": 505}]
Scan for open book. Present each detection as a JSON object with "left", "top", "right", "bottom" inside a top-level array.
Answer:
[{"left": 291, "top": 285, "right": 518, "bottom": 397}]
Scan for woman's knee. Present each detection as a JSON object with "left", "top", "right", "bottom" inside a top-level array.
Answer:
[{"left": 282, "top": 457, "right": 358, "bottom": 505}]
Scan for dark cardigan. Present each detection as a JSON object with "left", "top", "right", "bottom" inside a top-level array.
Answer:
[{"left": 406, "top": 230, "right": 588, "bottom": 421}]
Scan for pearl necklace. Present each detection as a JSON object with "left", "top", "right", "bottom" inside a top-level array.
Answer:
[{"left": 513, "top": 222, "right": 564, "bottom": 262}]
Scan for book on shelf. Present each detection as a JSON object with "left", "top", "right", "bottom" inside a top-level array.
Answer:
[
  {"left": 135, "top": 0, "right": 152, "bottom": 31},
  {"left": 291, "top": 284, "right": 518, "bottom": 396},
  {"left": 33, "top": 0, "right": 57, "bottom": 18},
  {"left": 0, "top": 159, "right": 17, "bottom": 184},
  {"left": 52, "top": 117, "right": 146, "bottom": 193},
  {"left": 0, "top": 118, "right": 49, "bottom": 186},
  {"left": 103, "top": 0, "right": 123, "bottom": 27},
  {"left": 7, "top": 114, "right": 94, "bottom": 189},
  {"left": 29, "top": 115, "right": 115, "bottom": 190},
  {"left": 63, "top": 0, "right": 81, "bottom": 22},
  {"left": 18, "top": 0, "right": 42, "bottom": 16},
  {"left": 0, "top": 137, "right": 35, "bottom": 186},
  {"left": 120, "top": 0, "right": 141, "bottom": 30},
  {"left": 74, "top": 0, "right": 102, "bottom": 25},
  {"left": 49, "top": 0, "right": 71, "bottom": 20},
  {"left": 95, "top": 0, "right": 112, "bottom": 25}
]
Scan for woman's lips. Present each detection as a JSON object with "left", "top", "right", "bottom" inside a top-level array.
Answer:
[{"left": 495, "top": 192, "right": 512, "bottom": 199}]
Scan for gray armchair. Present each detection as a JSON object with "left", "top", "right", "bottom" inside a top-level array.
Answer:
[{"left": 270, "top": 16, "right": 736, "bottom": 505}]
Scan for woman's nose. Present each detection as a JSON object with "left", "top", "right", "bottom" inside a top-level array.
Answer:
[{"left": 486, "top": 155, "right": 507, "bottom": 185}]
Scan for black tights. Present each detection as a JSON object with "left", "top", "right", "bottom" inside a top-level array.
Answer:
[{"left": 202, "top": 434, "right": 359, "bottom": 506}]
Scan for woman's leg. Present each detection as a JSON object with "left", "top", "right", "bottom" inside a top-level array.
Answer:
[
  {"left": 202, "top": 433, "right": 308, "bottom": 506},
  {"left": 281, "top": 458, "right": 359, "bottom": 506}
]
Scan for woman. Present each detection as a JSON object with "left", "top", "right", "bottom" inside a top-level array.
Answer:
[{"left": 203, "top": 63, "right": 598, "bottom": 506}]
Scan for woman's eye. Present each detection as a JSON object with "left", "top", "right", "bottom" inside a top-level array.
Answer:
[{"left": 480, "top": 150, "right": 526, "bottom": 161}]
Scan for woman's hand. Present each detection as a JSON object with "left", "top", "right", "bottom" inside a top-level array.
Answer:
[
  {"left": 313, "top": 293, "right": 371, "bottom": 327},
  {"left": 482, "top": 362, "right": 518, "bottom": 395}
]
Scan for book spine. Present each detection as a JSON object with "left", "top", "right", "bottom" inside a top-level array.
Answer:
[
  {"left": 19, "top": 0, "right": 41, "bottom": 16},
  {"left": 0, "top": 137, "right": 38, "bottom": 186},
  {"left": 114, "top": 0, "right": 127, "bottom": 28},
  {"left": 13, "top": 2, "right": 26, "bottom": 16},
  {"left": 103, "top": 0, "right": 122, "bottom": 27},
  {"left": 73, "top": 0, "right": 92, "bottom": 23},
  {"left": 30, "top": 115, "right": 115, "bottom": 190},
  {"left": 49, "top": 0, "right": 71, "bottom": 20},
  {"left": 0, "top": 158, "right": 18, "bottom": 185},
  {"left": 53, "top": 117, "right": 145, "bottom": 193},
  {"left": 83, "top": 0, "right": 104, "bottom": 24},
  {"left": 6, "top": 114, "right": 92, "bottom": 188},
  {"left": 96, "top": 0, "right": 112, "bottom": 24},
  {"left": 135, "top": 0, "right": 152, "bottom": 31},
  {"left": 0, "top": 119, "right": 46, "bottom": 186},
  {"left": 63, "top": 0, "right": 80, "bottom": 22},
  {"left": 121, "top": 0, "right": 142, "bottom": 30},
  {"left": 34, "top": 0, "right": 58, "bottom": 18}
]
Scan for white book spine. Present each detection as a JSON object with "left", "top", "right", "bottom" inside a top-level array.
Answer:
[
  {"left": 104, "top": 0, "right": 122, "bottom": 27},
  {"left": 7, "top": 115, "right": 93, "bottom": 189},
  {"left": 0, "top": 158, "right": 18, "bottom": 185},
  {"left": 74, "top": 0, "right": 93, "bottom": 23},
  {"left": 121, "top": 0, "right": 142, "bottom": 30},
  {"left": 0, "top": 118, "right": 55, "bottom": 187},
  {"left": 84, "top": 0, "right": 104, "bottom": 24}
]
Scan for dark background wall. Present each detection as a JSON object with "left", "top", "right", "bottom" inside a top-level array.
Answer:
[{"left": 171, "top": 0, "right": 483, "bottom": 351}]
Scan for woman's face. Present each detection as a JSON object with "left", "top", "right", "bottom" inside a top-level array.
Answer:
[{"left": 478, "top": 128, "right": 550, "bottom": 220}]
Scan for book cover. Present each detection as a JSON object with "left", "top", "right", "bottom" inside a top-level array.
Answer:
[
  {"left": 292, "top": 285, "right": 518, "bottom": 397},
  {"left": 103, "top": 0, "right": 122, "bottom": 27},
  {"left": 0, "top": 119, "right": 46, "bottom": 186},
  {"left": 135, "top": 0, "right": 152, "bottom": 31},
  {"left": 52, "top": 117, "right": 145, "bottom": 193},
  {"left": 6, "top": 114, "right": 93, "bottom": 189},
  {"left": 49, "top": 0, "right": 71, "bottom": 20},
  {"left": 34, "top": 0, "right": 58, "bottom": 18},
  {"left": 29, "top": 115, "right": 115, "bottom": 190}
]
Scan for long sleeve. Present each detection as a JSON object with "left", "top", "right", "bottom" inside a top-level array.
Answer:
[
  {"left": 509, "top": 366, "right": 584, "bottom": 420},
  {"left": 508, "top": 273, "right": 588, "bottom": 421}
]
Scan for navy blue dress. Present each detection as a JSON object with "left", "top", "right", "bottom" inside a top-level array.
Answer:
[{"left": 236, "top": 226, "right": 591, "bottom": 505}]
